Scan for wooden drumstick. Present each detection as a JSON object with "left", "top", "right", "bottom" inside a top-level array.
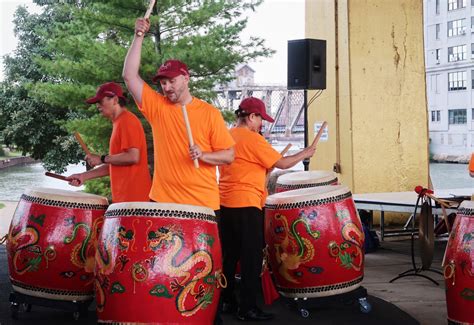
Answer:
[
  {"left": 45, "top": 172, "right": 68, "bottom": 181},
  {"left": 137, "top": 0, "right": 156, "bottom": 37},
  {"left": 311, "top": 121, "right": 327, "bottom": 148},
  {"left": 264, "top": 143, "right": 292, "bottom": 186},
  {"left": 74, "top": 132, "right": 91, "bottom": 156},
  {"left": 181, "top": 105, "right": 199, "bottom": 169},
  {"left": 280, "top": 143, "right": 292, "bottom": 156}
]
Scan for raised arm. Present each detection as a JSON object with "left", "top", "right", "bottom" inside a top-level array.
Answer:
[
  {"left": 273, "top": 146, "right": 316, "bottom": 170},
  {"left": 122, "top": 18, "right": 150, "bottom": 106}
]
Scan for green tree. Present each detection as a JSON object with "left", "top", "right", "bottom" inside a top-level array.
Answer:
[{"left": 2, "top": 0, "right": 273, "bottom": 195}]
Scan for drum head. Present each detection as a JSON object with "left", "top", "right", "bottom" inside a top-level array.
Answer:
[
  {"left": 266, "top": 185, "right": 351, "bottom": 207},
  {"left": 276, "top": 170, "right": 337, "bottom": 186},
  {"left": 24, "top": 187, "right": 108, "bottom": 205},
  {"left": 459, "top": 200, "right": 474, "bottom": 213},
  {"left": 419, "top": 201, "right": 434, "bottom": 270}
]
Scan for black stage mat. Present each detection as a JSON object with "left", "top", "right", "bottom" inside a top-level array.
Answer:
[{"left": 0, "top": 245, "right": 418, "bottom": 325}]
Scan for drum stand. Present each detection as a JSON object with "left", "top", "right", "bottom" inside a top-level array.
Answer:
[
  {"left": 389, "top": 194, "right": 442, "bottom": 285},
  {"left": 9, "top": 291, "right": 92, "bottom": 321},
  {"left": 285, "top": 286, "right": 371, "bottom": 318}
]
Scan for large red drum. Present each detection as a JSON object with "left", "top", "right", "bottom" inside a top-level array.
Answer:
[
  {"left": 275, "top": 170, "right": 338, "bottom": 193},
  {"left": 6, "top": 187, "right": 108, "bottom": 301},
  {"left": 95, "top": 202, "right": 224, "bottom": 324},
  {"left": 265, "top": 185, "right": 364, "bottom": 298},
  {"left": 443, "top": 200, "right": 474, "bottom": 324}
]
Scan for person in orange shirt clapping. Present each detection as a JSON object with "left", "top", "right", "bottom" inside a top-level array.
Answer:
[{"left": 218, "top": 97, "right": 316, "bottom": 321}]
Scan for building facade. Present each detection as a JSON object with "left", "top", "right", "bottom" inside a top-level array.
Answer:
[{"left": 425, "top": 0, "right": 474, "bottom": 159}]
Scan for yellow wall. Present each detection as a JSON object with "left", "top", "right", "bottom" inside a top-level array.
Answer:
[{"left": 305, "top": 0, "right": 429, "bottom": 194}]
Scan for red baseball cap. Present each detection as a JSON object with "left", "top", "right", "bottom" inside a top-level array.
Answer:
[
  {"left": 152, "top": 59, "right": 189, "bottom": 83},
  {"left": 85, "top": 82, "right": 126, "bottom": 104},
  {"left": 239, "top": 97, "right": 275, "bottom": 122}
]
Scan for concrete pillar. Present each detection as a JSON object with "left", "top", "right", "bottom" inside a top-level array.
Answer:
[{"left": 305, "top": 0, "right": 429, "bottom": 193}]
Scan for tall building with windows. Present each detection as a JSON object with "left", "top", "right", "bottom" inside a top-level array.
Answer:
[{"left": 425, "top": 0, "right": 474, "bottom": 158}]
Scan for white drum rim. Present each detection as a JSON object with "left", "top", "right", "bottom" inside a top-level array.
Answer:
[
  {"left": 24, "top": 187, "right": 108, "bottom": 205},
  {"left": 276, "top": 170, "right": 337, "bottom": 185},
  {"left": 107, "top": 201, "right": 215, "bottom": 216},
  {"left": 459, "top": 200, "right": 474, "bottom": 209},
  {"left": 266, "top": 185, "right": 351, "bottom": 206}
]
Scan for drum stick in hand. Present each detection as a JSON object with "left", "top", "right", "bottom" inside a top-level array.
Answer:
[
  {"left": 45, "top": 172, "right": 68, "bottom": 181},
  {"left": 181, "top": 105, "right": 199, "bottom": 169},
  {"left": 280, "top": 143, "right": 292, "bottom": 156},
  {"left": 311, "top": 121, "right": 327, "bottom": 148},
  {"left": 74, "top": 132, "right": 91, "bottom": 156},
  {"left": 137, "top": 0, "right": 156, "bottom": 37}
]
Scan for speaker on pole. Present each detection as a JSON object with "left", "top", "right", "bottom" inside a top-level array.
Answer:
[{"left": 287, "top": 39, "right": 326, "bottom": 90}]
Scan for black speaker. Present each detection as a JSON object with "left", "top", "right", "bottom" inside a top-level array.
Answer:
[{"left": 287, "top": 39, "right": 326, "bottom": 90}]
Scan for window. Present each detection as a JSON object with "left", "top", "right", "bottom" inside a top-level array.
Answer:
[
  {"left": 448, "top": 19, "right": 466, "bottom": 37},
  {"left": 448, "top": 71, "right": 467, "bottom": 90},
  {"left": 436, "top": 24, "right": 441, "bottom": 39},
  {"left": 471, "top": 44, "right": 474, "bottom": 59},
  {"left": 472, "top": 16, "right": 474, "bottom": 29},
  {"left": 431, "top": 110, "right": 441, "bottom": 122},
  {"left": 472, "top": 70, "right": 474, "bottom": 88},
  {"left": 448, "top": 109, "right": 467, "bottom": 124},
  {"left": 448, "top": 0, "right": 466, "bottom": 10},
  {"left": 436, "top": 0, "right": 440, "bottom": 13},
  {"left": 448, "top": 45, "right": 467, "bottom": 61},
  {"left": 431, "top": 74, "right": 440, "bottom": 93},
  {"left": 472, "top": 108, "right": 474, "bottom": 119},
  {"left": 436, "top": 49, "right": 441, "bottom": 63}
]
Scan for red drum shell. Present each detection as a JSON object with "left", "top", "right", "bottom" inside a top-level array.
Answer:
[
  {"left": 443, "top": 200, "right": 474, "bottom": 324},
  {"left": 275, "top": 170, "right": 338, "bottom": 193},
  {"left": 6, "top": 187, "right": 108, "bottom": 301},
  {"left": 95, "top": 202, "right": 223, "bottom": 324},
  {"left": 265, "top": 185, "right": 365, "bottom": 298}
]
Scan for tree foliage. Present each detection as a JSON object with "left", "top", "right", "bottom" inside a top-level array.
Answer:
[{"left": 1, "top": 0, "right": 273, "bottom": 194}]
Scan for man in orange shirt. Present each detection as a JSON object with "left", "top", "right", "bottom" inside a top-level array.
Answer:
[
  {"left": 122, "top": 18, "right": 235, "bottom": 212},
  {"left": 66, "top": 82, "right": 152, "bottom": 203},
  {"left": 218, "top": 97, "right": 316, "bottom": 321},
  {"left": 470, "top": 153, "right": 474, "bottom": 177}
]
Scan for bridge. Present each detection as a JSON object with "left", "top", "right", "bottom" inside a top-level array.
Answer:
[{"left": 212, "top": 86, "right": 305, "bottom": 141}]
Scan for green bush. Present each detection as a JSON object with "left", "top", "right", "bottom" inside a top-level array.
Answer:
[{"left": 85, "top": 177, "right": 111, "bottom": 202}]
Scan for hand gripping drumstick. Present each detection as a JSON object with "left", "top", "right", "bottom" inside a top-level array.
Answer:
[
  {"left": 311, "top": 121, "right": 327, "bottom": 148},
  {"left": 137, "top": 0, "right": 156, "bottom": 37},
  {"left": 181, "top": 105, "right": 199, "bottom": 169},
  {"left": 45, "top": 172, "right": 68, "bottom": 181},
  {"left": 74, "top": 132, "right": 91, "bottom": 156}
]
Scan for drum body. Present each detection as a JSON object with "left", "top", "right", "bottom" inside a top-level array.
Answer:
[
  {"left": 6, "top": 187, "right": 108, "bottom": 301},
  {"left": 275, "top": 170, "right": 338, "bottom": 193},
  {"left": 96, "top": 202, "right": 223, "bottom": 324},
  {"left": 265, "top": 185, "right": 364, "bottom": 298},
  {"left": 443, "top": 201, "right": 474, "bottom": 324}
]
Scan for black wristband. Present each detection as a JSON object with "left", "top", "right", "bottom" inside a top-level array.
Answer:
[{"left": 101, "top": 155, "right": 108, "bottom": 163}]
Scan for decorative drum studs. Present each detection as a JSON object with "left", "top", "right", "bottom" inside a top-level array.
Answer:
[
  {"left": 6, "top": 187, "right": 108, "bottom": 301},
  {"left": 265, "top": 185, "right": 364, "bottom": 298},
  {"left": 95, "top": 202, "right": 224, "bottom": 324}
]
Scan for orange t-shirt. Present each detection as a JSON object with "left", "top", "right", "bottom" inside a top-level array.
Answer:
[
  {"left": 469, "top": 153, "right": 474, "bottom": 174},
  {"left": 139, "top": 83, "right": 235, "bottom": 210},
  {"left": 219, "top": 127, "right": 281, "bottom": 209},
  {"left": 109, "top": 109, "right": 152, "bottom": 202}
]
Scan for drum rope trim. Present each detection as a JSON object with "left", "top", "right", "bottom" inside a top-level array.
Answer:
[
  {"left": 276, "top": 276, "right": 363, "bottom": 294},
  {"left": 277, "top": 178, "right": 338, "bottom": 190},
  {"left": 20, "top": 194, "right": 108, "bottom": 210},
  {"left": 457, "top": 207, "right": 474, "bottom": 216},
  {"left": 266, "top": 192, "right": 352, "bottom": 210},
  {"left": 11, "top": 279, "right": 93, "bottom": 297},
  {"left": 104, "top": 208, "right": 216, "bottom": 222}
]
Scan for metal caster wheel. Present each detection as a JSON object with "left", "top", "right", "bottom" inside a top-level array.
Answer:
[
  {"left": 300, "top": 308, "right": 310, "bottom": 318},
  {"left": 10, "top": 302, "right": 20, "bottom": 319},
  {"left": 358, "top": 297, "right": 372, "bottom": 313},
  {"left": 73, "top": 311, "right": 80, "bottom": 320}
]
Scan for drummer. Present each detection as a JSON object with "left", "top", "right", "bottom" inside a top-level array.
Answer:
[
  {"left": 218, "top": 97, "right": 316, "bottom": 321},
  {"left": 469, "top": 153, "right": 474, "bottom": 177},
  {"left": 66, "top": 82, "right": 152, "bottom": 203}
]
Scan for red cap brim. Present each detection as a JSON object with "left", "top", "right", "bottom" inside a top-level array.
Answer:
[
  {"left": 261, "top": 112, "right": 275, "bottom": 123},
  {"left": 85, "top": 95, "right": 103, "bottom": 104}
]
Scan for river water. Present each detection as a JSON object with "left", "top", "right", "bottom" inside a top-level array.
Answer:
[{"left": 0, "top": 162, "right": 472, "bottom": 201}]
